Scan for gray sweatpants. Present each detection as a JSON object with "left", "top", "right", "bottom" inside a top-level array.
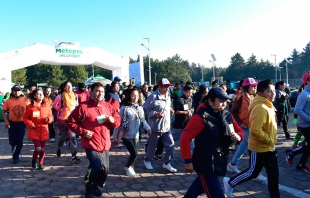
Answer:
[{"left": 145, "top": 131, "right": 175, "bottom": 164}]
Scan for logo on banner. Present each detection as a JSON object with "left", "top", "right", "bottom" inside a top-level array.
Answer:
[{"left": 53, "top": 40, "right": 83, "bottom": 58}]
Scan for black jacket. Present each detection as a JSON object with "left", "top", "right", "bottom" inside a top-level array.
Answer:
[{"left": 193, "top": 107, "right": 234, "bottom": 176}]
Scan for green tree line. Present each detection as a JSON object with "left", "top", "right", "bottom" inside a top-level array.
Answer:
[{"left": 12, "top": 41, "right": 310, "bottom": 87}]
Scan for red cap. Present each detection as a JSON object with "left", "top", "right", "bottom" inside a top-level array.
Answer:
[
  {"left": 158, "top": 78, "right": 173, "bottom": 87},
  {"left": 302, "top": 71, "right": 310, "bottom": 84}
]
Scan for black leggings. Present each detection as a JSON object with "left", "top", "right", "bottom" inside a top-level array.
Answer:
[{"left": 122, "top": 137, "right": 139, "bottom": 168}]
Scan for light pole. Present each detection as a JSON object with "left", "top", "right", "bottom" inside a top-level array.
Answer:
[
  {"left": 154, "top": 72, "right": 157, "bottom": 85},
  {"left": 279, "top": 67, "right": 283, "bottom": 81},
  {"left": 201, "top": 65, "right": 204, "bottom": 82},
  {"left": 271, "top": 54, "right": 278, "bottom": 82},
  {"left": 285, "top": 59, "right": 291, "bottom": 86},
  {"left": 210, "top": 54, "right": 216, "bottom": 81},
  {"left": 141, "top": 38, "right": 151, "bottom": 85}
]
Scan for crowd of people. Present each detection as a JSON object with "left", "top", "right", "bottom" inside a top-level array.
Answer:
[{"left": 1, "top": 72, "right": 310, "bottom": 198}]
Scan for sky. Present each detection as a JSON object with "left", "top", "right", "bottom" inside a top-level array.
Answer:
[{"left": 0, "top": 0, "right": 310, "bottom": 69}]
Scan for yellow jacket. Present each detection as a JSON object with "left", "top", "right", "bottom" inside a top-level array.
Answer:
[{"left": 248, "top": 95, "right": 277, "bottom": 152}]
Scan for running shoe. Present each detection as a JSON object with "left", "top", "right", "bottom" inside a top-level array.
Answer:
[
  {"left": 285, "top": 149, "right": 293, "bottom": 165},
  {"left": 223, "top": 177, "right": 233, "bottom": 198},
  {"left": 227, "top": 162, "right": 241, "bottom": 174},
  {"left": 296, "top": 164, "right": 310, "bottom": 173}
]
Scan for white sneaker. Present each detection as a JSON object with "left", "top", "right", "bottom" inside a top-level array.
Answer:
[
  {"left": 125, "top": 167, "right": 135, "bottom": 177},
  {"left": 254, "top": 173, "right": 268, "bottom": 184},
  {"left": 227, "top": 162, "right": 241, "bottom": 174},
  {"left": 50, "top": 138, "right": 55, "bottom": 142},
  {"left": 163, "top": 163, "right": 177, "bottom": 173},
  {"left": 144, "top": 161, "right": 153, "bottom": 170},
  {"left": 115, "top": 143, "right": 124, "bottom": 148},
  {"left": 223, "top": 177, "right": 233, "bottom": 198},
  {"left": 130, "top": 166, "right": 136, "bottom": 175}
]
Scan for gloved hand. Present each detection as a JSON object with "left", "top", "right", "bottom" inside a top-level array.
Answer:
[{"left": 294, "top": 118, "right": 298, "bottom": 125}]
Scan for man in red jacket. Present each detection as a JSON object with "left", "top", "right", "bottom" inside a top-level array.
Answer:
[{"left": 68, "top": 82, "right": 121, "bottom": 198}]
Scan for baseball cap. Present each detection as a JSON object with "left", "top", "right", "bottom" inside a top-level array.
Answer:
[
  {"left": 242, "top": 78, "right": 258, "bottom": 87},
  {"left": 205, "top": 87, "right": 230, "bottom": 101},
  {"left": 113, "top": 76, "right": 122, "bottom": 81},
  {"left": 158, "top": 78, "right": 173, "bottom": 87},
  {"left": 12, "top": 85, "right": 21, "bottom": 91},
  {"left": 302, "top": 71, "right": 310, "bottom": 84}
]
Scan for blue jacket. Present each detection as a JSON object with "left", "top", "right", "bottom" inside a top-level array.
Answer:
[{"left": 294, "top": 85, "right": 310, "bottom": 128}]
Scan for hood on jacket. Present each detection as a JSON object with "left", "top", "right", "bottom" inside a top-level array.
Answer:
[{"left": 248, "top": 95, "right": 275, "bottom": 112}]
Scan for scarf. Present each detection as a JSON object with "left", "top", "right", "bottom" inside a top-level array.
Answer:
[
  {"left": 205, "top": 104, "right": 232, "bottom": 145},
  {"left": 62, "top": 91, "right": 76, "bottom": 118}
]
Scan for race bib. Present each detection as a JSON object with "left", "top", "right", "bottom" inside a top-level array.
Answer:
[
  {"left": 229, "top": 124, "right": 235, "bottom": 133},
  {"left": 183, "top": 104, "right": 189, "bottom": 111},
  {"left": 97, "top": 114, "right": 106, "bottom": 124},
  {"left": 33, "top": 111, "right": 40, "bottom": 118}
]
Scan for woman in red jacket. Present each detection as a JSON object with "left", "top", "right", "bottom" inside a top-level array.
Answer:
[{"left": 23, "top": 88, "right": 53, "bottom": 170}]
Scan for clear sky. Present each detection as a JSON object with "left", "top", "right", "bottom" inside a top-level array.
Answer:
[{"left": 0, "top": 0, "right": 309, "bottom": 69}]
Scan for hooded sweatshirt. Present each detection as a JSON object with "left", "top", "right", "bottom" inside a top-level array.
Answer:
[
  {"left": 294, "top": 85, "right": 310, "bottom": 128},
  {"left": 248, "top": 95, "right": 277, "bottom": 152}
]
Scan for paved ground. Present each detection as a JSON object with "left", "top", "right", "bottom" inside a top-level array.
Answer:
[{"left": 0, "top": 111, "right": 310, "bottom": 198}]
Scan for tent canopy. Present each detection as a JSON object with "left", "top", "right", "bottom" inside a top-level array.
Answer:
[{"left": 0, "top": 42, "right": 129, "bottom": 93}]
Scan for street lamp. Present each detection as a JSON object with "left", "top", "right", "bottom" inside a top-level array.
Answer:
[
  {"left": 279, "top": 67, "right": 283, "bottom": 81},
  {"left": 210, "top": 54, "right": 216, "bottom": 81},
  {"left": 141, "top": 38, "right": 151, "bottom": 85},
  {"left": 271, "top": 54, "right": 278, "bottom": 82},
  {"left": 285, "top": 58, "right": 292, "bottom": 86},
  {"left": 154, "top": 72, "right": 157, "bottom": 84}
]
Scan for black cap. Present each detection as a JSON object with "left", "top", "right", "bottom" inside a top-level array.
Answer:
[
  {"left": 205, "top": 87, "right": 230, "bottom": 101},
  {"left": 12, "top": 85, "right": 21, "bottom": 91}
]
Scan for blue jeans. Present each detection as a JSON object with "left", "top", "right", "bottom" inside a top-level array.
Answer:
[
  {"left": 184, "top": 173, "right": 225, "bottom": 198},
  {"left": 231, "top": 128, "right": 249, "bottom": 165},
  {"left": 8, "top": 121, "right": 26, "bottom": 160}
]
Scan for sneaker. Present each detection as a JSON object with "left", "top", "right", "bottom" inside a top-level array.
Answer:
[
  {"left": 72, "top": 156, "right": 81, "bottom": 163},
  {"left": 298, "top": 142, "right": 306, "bottom": 147},
  {"left": 223, "top": 177, "right": 233, "bottom": 198},
  {"left": 13, "top": 158, "right": 20, "bottom": 164},
  {"left": 50, "top": 138, "right": 55, "bottom": 142},
  {"left": 115, "top": 143, "right": 124, "bottom": 148},
  {"left": 144, "top": 160, "right": 153, "bottom": 170},
  {"left": 93, "top": 185, "right": 102, "bottom": 196},
  {"left": 286, "top": 136, "right": 294, "bottom": 141},
  {"left": 227, "top": 162, "right": 241, "bottom": 174},
  {"left": 254, "top": 173, "right": 267, "bottom": 184},
  {"left": 56, "top": 148, "right": 61, "bottom": 157},
  {"left": 296, "top": 164, "right": 310, "bottom": 172},
  {"left": 125, "top": 167, "right": 135, "bottom": 177},
  {"left": 31, "top": 159, "right": 37, "bottom": 169},
  {"left": 285, "top": 149, "right": 293, "bottom": 165},
  {"left": 85, "top": 183, "right": 95, "bottom": 198},
  {"left": 154, "top": 155, "right": 163, "bottom": 160},
  {"left": 291, "top": 145, "right": 298, "bottom": 150},
  {"left": 163, "top": 163, "right": 177, "bottom": 173},
  {"left": 38, "top": 164, "right": 45, "bottom": 170}
]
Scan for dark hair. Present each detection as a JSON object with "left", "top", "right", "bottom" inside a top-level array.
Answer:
[
  {"left": 275, "top": 81, "right": 285, "bottom": 89},
  {"left": 28, "top": 89, "right": 45, "bottom": 105},
  {"left": 175, "top": 82, "right": 180, "bottom": 86},
  {"left": 183, "top": 85, "right": 193, "bottom": 92},
  {"left": 212, "top": 80, "right": 218, "bottom": 85},
  {"left": 123, "top": 88, "right": 142, "bottom": 106},
  {"left": 257, "top": 79, "right": 273, "bottom": 93},
  {"left": 111, "top": 81, "right": 118, "bottom": 90},
  {"left": 59, "top": 80, "right": 72, "bottom": 93},
  {"left": 239, "top": 79, "right": 244, "bottom": 88},
  {"left": 194, "top": 85, "right": 207, "bottom": 103},
  {"left": 243, "top": 85, "right": 250, "bottom": 93},
  {"left": 153, "top": 85, "right": 158, "bottom": 92},
  {"left": 90, "top": 82, "right": 104, "bottom": 91}
]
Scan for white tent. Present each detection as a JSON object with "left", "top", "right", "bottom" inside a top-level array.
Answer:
[{"left": 0, "top": 42, "right": 129, "bottom": 93}]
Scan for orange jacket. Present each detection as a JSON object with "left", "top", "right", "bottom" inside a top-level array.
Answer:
[
  {"left": 231, "top": 91, "right": 254, "bottom": 128},
  {"left": 23, "top": 101, "right": 53, "bottom": 141}
]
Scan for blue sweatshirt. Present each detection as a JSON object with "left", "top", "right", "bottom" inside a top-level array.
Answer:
[{"left": 294, "top": 85, "right": 310, "bottom": 128}]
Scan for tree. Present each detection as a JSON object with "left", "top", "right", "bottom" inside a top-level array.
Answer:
[
  {"left": 225, "top": 53, "right": 246, "bottom": 80},
  {"left": 84, "top": 65, "right": 112, "bottom": 80},
  {"left": 61, "top": 66, "right": 87, "bottom": 86},
  {"left": 12, "top": 68, "right": 27, "bottom": 85}
]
